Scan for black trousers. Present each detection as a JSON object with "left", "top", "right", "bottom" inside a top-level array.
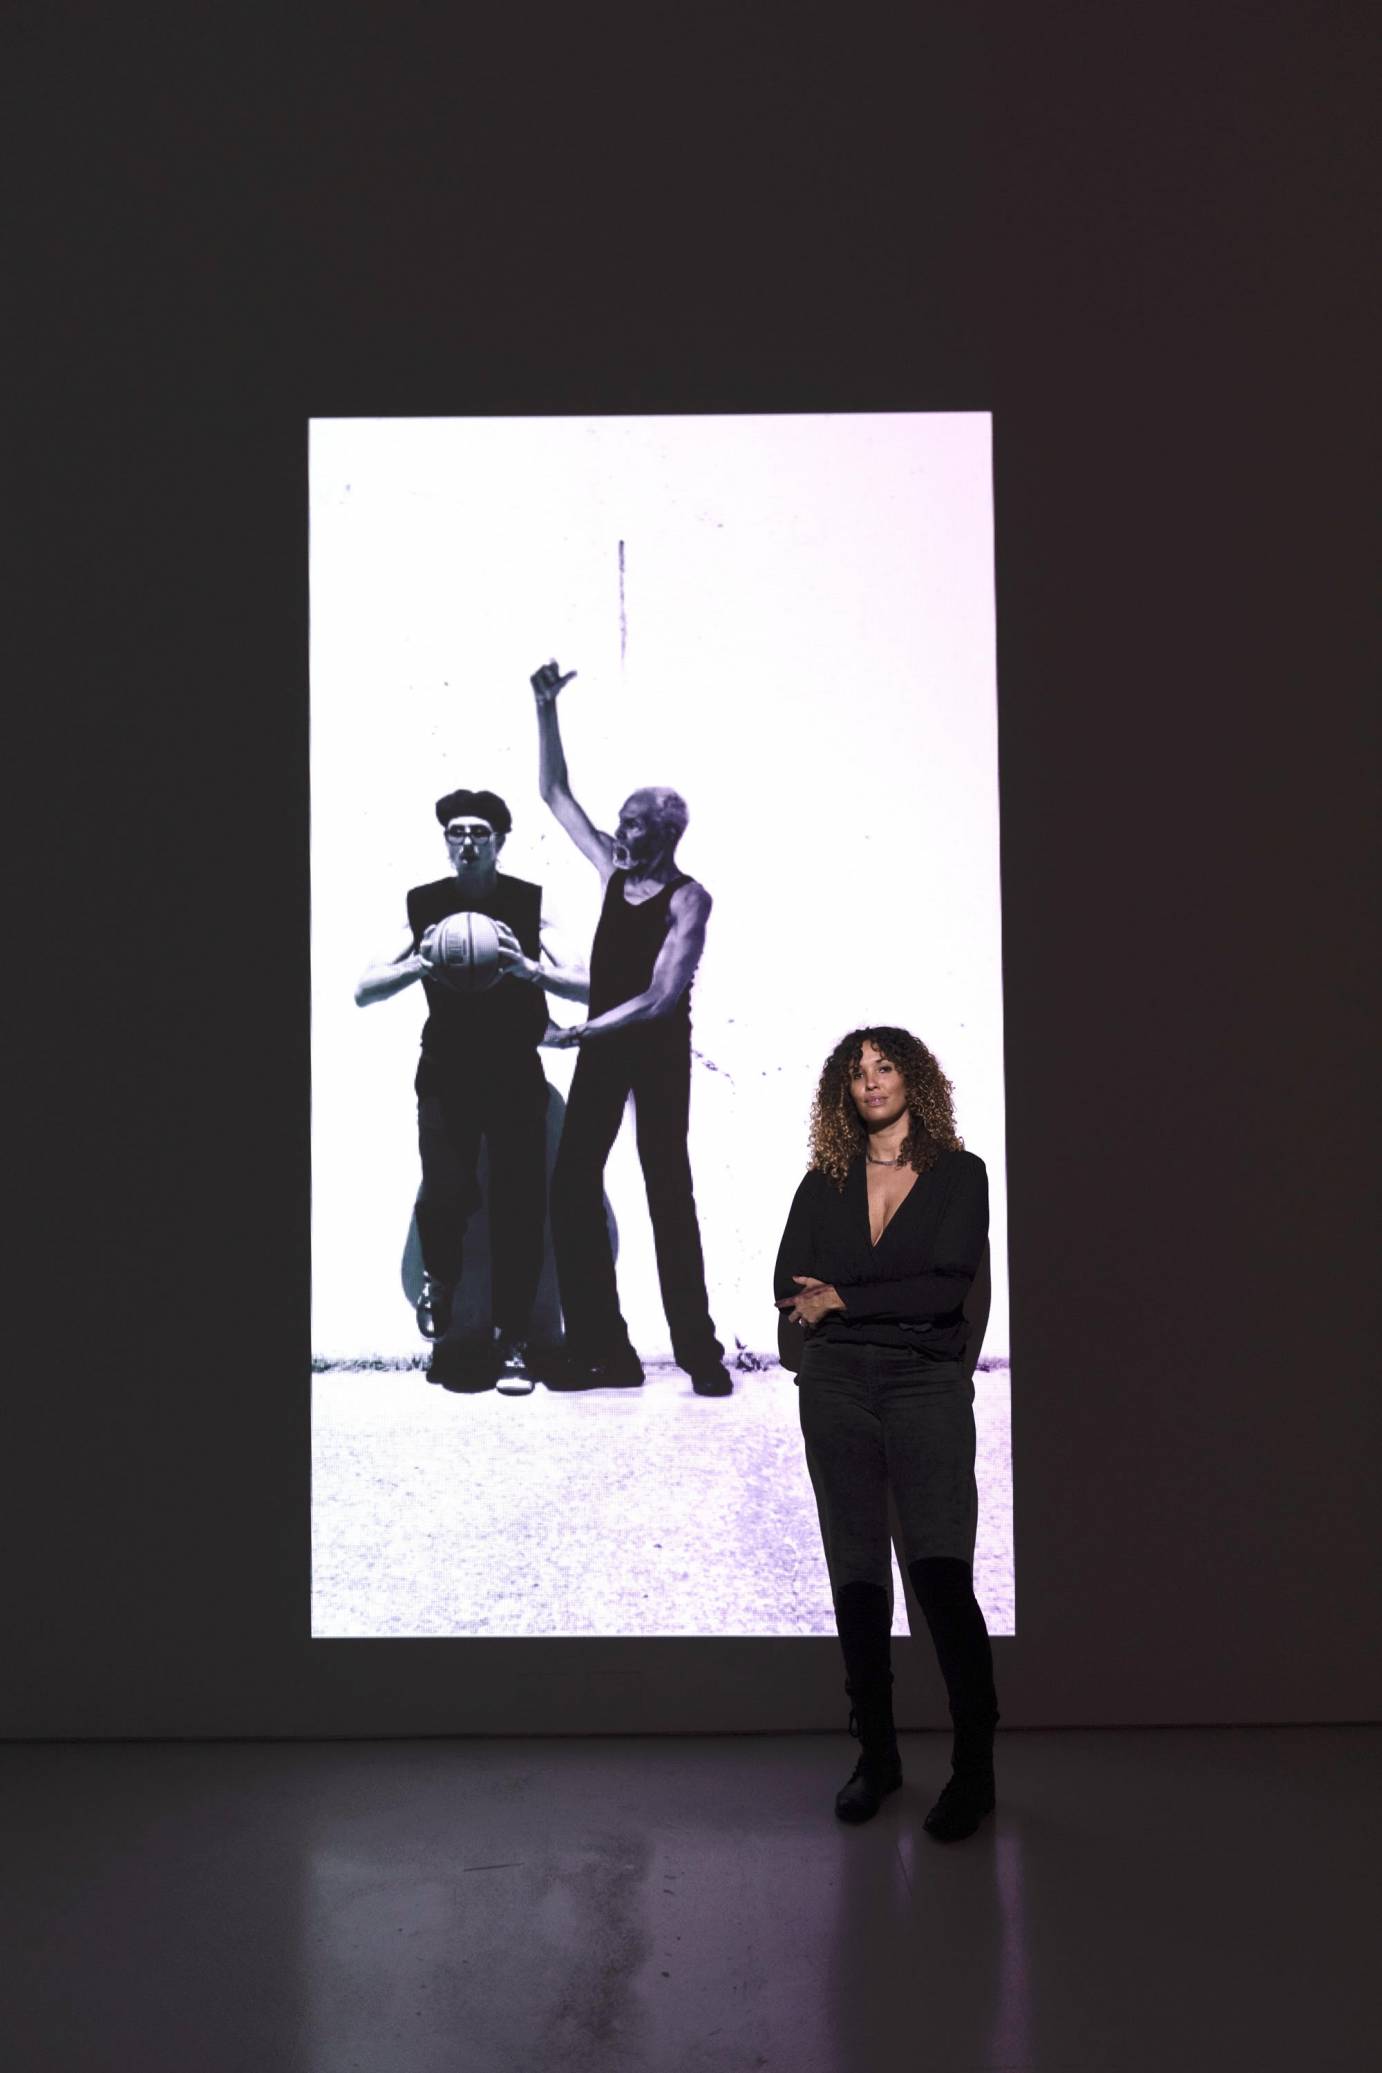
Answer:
[
  {"left": 550, "top": 1029, "right": 723, "bottom": 1369},
  {"left": 798, "top": 1342, "right": 979, "bottom": 1579},
  {"left": 834, "top": 1565, "right": 1000, "bottom": 1743},
  {"left": 414, "top": 1048, "right": 549, "bottom": 1339},
  {"left": 801, "top": 1342, "right": 998, "bottom": 1740}
]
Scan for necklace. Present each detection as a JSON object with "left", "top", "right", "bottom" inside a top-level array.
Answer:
[{"left": 865, "top": 1152, "right": 907, "bottom": 1166}]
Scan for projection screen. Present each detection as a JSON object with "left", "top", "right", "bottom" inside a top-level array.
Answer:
[{"left": 310, "top": 412, "right": 1013, "bottom": 1640}]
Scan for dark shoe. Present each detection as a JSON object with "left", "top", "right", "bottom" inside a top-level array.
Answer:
[
  {"left": 830, "top": 1582, "right": 898, "bottom": 1823},
  {"left": 494, "top": 1335, "right": 535, "bottom": 1397},
  {"left": 923, "top": 1767, "right": 995, "bottom": 1841},
  {"left": 835, "top": 1699, "right": 903, "bottom": 1824},
  {"left": 924, "top": 1705, "right": 999, "bottom": 1841},
  {"left": 426, "top": 1333, "right": 497, "bottom": 1392},
  {"left": 428, "top": 1360, "right": 496, "bottom": 1394},
  {"left": 543, "top": 1345, "right": 645, "bottom": 1390},
  {"left": 585, "top": 1347, "right": 645, "bottom": 1388},
  {"left": 688, "top": 1362, "right": 733, "bottom": 1396},
  {"left": 835, "top": 1747, "right": 904, "bottom": 1823},
  {"left": 539, "top": 1350, "right": 602, "bottom": 1392},
  {"left": 415, "top": 1275, "right": 453, "bottom": 1341}
]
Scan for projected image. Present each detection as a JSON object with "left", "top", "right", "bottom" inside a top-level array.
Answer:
[{"left": 311, "top": 413, "right": 1013, "bottom": 1638}]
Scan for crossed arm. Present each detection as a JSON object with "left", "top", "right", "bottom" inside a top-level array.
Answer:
[{"left": 774, "top": 1166, "right": 989, "bottom": 1329}]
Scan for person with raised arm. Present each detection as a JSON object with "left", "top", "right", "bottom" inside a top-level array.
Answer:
[{"left": 532, "top": 659, "right": 732, "bottom": 1396}]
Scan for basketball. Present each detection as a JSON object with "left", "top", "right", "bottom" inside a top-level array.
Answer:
[{"left": 430, "top": 912, "right": 504, "bottom": 992}]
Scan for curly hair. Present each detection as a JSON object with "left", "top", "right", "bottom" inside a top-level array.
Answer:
[{"left": 807, "top": 1025, "right": 963, "bottom": 1187}]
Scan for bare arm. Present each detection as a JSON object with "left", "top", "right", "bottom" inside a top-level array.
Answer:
[
  {"left": 531, "top": 660, "right": 616, "bottom": 881},
  {"left": 355, "top": 924, "right": 432, "bottom": 1007},
  {"left": 570, "top": 882, "right": 710, "bottom": 1041}
]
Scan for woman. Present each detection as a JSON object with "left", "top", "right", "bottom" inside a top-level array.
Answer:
[{"left": 774, "top": 1026, "right": 999, "bottom": 1840}]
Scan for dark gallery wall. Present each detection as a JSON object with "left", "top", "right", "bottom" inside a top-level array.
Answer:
[{"left": 7, "top": 5, "right": 1377, "bottom": 1735}]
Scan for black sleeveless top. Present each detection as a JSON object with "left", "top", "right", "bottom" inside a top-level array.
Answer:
[
  {"left": 588, "top": 869, "right": 694, "bottom": 1036},
  {"left": 405, "top": 872, "right": 548, "bottom": 1073}
]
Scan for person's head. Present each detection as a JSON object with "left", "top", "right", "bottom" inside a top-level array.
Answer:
[
  {"left": 807, "top": 1025, "right": 962, "bottom": 1185},
  {"left": 613, "top": 787, "right": 688, "bottom": 872},
  {"left": 435, "top": 788, "right": 510, "bottom": 881}
]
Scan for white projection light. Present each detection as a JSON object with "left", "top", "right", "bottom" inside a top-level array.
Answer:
[{"left": 310, "top": 413, "right": 1013, "bottom": 1641}]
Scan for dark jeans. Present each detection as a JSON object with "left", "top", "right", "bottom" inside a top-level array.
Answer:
[
  {"left": 550, "top": 1029, "right": 723, "bottom": 1369},
  {"left": 414, "top": 1048, "right": 548, "bottom": 1339},
  {"left": 798, "top": 1340, "right": 979, "bottom": 1588},
  {"left": 804, "top": 1339, "right": 997, "bottom": 1737}
]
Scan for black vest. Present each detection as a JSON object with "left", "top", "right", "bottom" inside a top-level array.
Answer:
[
  {"left": 406, "top": 872, "right": 548, "bottom": 1062},
  {"left": 588, "top": 870, "right": 694, "bottom": 1033}
]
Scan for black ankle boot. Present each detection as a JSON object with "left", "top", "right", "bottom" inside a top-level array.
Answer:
[
  {"left": 907, "top": 1557, "right": 1000, "bottom": 1843},
  {"left": 923, "top": 1703, "right": 999, "bottom": 1841},
  {"left": 832, "top": 1580, "right": 903, "bottom": 1824},
  {"left": 835, "top": 1679, "right": 903, "bottom": 1824}
]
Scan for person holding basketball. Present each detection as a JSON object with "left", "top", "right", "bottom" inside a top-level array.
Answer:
[
  {"left": 532, "top": 659, "right": 733, "bottom": 1396},
  {"left": 354, "top": 788, "right": 588, "bottom": 1392},
  {"left": 774, "top": 1028, "right": 999, "bottom": 1840}
]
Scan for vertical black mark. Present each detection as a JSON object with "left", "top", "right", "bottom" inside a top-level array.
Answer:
[{"left": 618, "top": 539, "right": 627, "bottom": 666}]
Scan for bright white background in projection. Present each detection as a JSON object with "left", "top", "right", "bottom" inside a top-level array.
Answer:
[
  {"left": 310, "top": 415, "right": 1012, "bottom": 1638},
  {"left": 312, "top": 413, "right": 1007, "bottom": 1366}
]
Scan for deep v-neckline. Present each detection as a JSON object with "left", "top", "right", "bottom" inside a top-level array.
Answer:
[{"left": 863, "top": 1160, "right": 921, "bottom": 1250}]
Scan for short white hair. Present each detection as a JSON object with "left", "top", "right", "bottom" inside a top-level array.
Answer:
[{"left": 629, "top": 786, "right": 689, "bottom": 845}]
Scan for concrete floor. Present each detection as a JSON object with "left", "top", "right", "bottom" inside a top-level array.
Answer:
[
  {"left": 2, "top": 1727, "right": 1377, "bottom": 2072},
  {"left": 312, "top": 1362, "right": 1014, "bottom": 1638}
]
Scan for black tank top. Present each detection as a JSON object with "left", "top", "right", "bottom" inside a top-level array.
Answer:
[
  {"left": 588, "top": 869, "right": 694, "bottom": 1034},
  {"left": 406, "top": 871, "right": 548, "bottom": 1064}
]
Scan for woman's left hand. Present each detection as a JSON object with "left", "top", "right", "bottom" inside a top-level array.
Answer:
[{"left": 777, "top": 1276, "right": 845, "bottom": 1329}]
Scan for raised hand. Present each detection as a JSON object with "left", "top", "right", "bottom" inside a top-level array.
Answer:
[{"left": 530, "top": 658, "right": 578, "bottom": 705}]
